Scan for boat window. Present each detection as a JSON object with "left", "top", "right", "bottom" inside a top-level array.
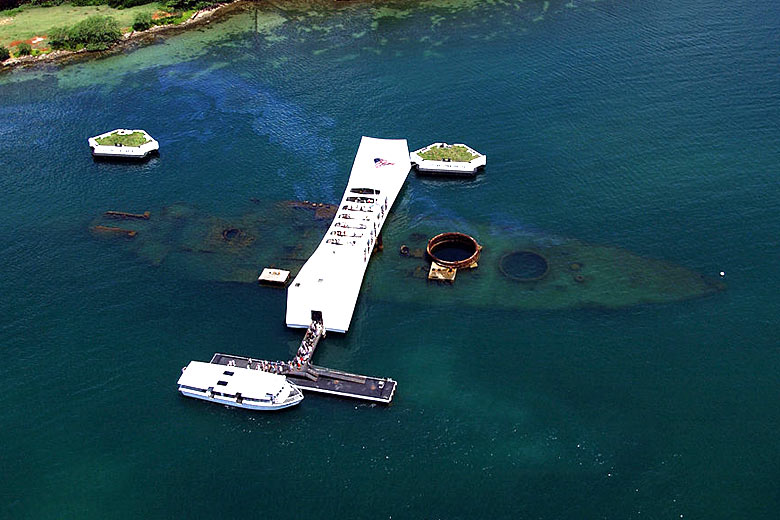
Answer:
[
  {"left": 180, "top": 385, "right": 206, "bottom": 393},
  {"left": 223, "top": 371, "right": 234, "bottom": 376},
  {"left": 217, "top": 380, "right": 228, "bottom": 386},
  {"left": 350, "top": 188, "right": 380, "bottom": 195}
]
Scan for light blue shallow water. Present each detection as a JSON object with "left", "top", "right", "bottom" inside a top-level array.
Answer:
[{"left": 0, "top": 0, "right": 778, "bottom": 518}]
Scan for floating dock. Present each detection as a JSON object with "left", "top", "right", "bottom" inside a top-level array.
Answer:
[
  {"left": 210, "top": 353, "right": 396, "bottom": 404},
  {"left": 286, "top": 136, "right": 412, "bottom": 333},
  {"left": 205, "top": 309, "right": 398, "bottom": 404}
]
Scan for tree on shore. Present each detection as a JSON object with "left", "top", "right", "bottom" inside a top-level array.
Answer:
[
  {"left": 47, "top": 15, "right": 123, "bottom": 52},
  {"left": 0, "top": 45, "right": 10, "bottom": 62},
  {"left": 16, "top": 42, "right": 32, "bottom": 56},
  {"left": 133, "top": 11, "right": 153, "bottom": 32},
  {"left": 69, "top": 15, "right": 122, "bottom": 51},
  {"left": 48, "top": 26, "right": 71, "bottom": 51}
]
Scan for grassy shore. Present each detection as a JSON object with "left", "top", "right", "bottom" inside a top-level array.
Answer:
[{"left": 0, "top": 2, "right": 177, "bottom": 51}]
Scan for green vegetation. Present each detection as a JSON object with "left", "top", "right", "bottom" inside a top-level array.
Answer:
[
  {"left": 2, "top": 0, "right": 176, "bottom": 9},
  {"left": 0, "top": 3, "right": 178, "bottom": 48},
  {"left": 15, "top": 40, "right": 30, "bottom": 54},
  {"left": 70, "top": 14, "right": 120, "bottom": 49},
  {"left": 0, "top": 1, "right": 217, "bottom": 55},
  {"left": 0, "top": 45, "right": 9, "bottom": 60},
  {"left": 418, "top": 145, "right": 478, "bottom": 163},
  {"left": 47, "top": 14, "right": 121, "bottom": 50},
  {"left": 47, "top": 25, "right": 67, "bottom": 48},
  {"left": 95, "top": 130, "right": 150, "bottom": 147},
  {"left": 131, "top": 9, "right": 151, "bottom": 31}
]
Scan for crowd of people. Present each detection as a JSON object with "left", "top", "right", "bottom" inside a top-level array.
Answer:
[
  {"left": 293, "top": 321, "right": 323, "bottom": 368},
  {"left": 251, "top": 359, "right": 294, "bottom": 374},
  {"left": 242, "top": 321, "right": 324, "bottom": 375}
]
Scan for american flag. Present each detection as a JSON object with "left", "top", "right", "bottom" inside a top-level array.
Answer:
[{"left": 374, "top": 158, "right": 394, "bottom": 168}]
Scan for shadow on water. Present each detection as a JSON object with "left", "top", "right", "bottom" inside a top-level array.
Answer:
[{"left": 91, "top": 150, "right": 161, "bottom": 164}]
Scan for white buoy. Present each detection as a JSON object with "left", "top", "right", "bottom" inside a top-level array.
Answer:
[{"left": 719, "top": 271, "right": 725, "bottom": 277}]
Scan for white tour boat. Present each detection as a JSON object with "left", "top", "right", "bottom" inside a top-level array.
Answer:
[{"left": 177, "top": 361, "right": 303, "bottom": 411}]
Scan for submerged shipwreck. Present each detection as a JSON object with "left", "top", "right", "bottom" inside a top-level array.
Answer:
[{"left": 89, "top": 201, "right": 724, "bottom": 311}]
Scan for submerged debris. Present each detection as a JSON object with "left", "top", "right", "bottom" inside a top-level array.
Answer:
[
  {"left": 91, "top": 225, "right": 137, "bottom": 238},
  {"left": 428, "top": 262, "right": 457, "bottom": 282},
  {"left": 105, "top": 210, "right": 150, "bottom": 220}
]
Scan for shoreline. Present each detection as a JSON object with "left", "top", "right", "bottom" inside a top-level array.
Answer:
[
  {"left": 0, "top": 0, "right": 417, "bottom": 74},
  {"left": 0, "top": 0, "right": 248, "bottom": 73}
]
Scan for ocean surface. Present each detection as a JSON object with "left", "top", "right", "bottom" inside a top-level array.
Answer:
[{"left": 1, "top": 0, "right": 778, "bottom": 518}]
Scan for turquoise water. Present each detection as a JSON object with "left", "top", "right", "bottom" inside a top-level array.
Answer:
[{"left": 1, "top": 0, "right": 778, "bottom": 517}]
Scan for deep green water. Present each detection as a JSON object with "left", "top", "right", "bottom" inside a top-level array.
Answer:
[{"left": 1, "top": 0, "right": 778, "bottom": 518}]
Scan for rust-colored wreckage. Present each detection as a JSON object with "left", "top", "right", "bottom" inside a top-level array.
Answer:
[
  {"left": 90, "top": 210, "right": 151, "bottom": 238},
  {"left": 424, "top": 232, "right": 482, "bottom": 282}
]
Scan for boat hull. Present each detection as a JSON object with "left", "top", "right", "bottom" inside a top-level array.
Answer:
[{"left": 178, "top": 386, "right": 303, "bottom": 411}]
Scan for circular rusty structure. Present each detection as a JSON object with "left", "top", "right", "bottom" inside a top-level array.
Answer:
[
  {"left": 499, "top": 250, "right": 550, "bottom": 282},
  {"left": 426, "top": 232, "right": 482, "bottom": 268}
]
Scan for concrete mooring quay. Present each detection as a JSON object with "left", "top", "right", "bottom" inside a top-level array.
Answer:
[{"left": 209, "top": 312, "right": 397, "bottom": 404}]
